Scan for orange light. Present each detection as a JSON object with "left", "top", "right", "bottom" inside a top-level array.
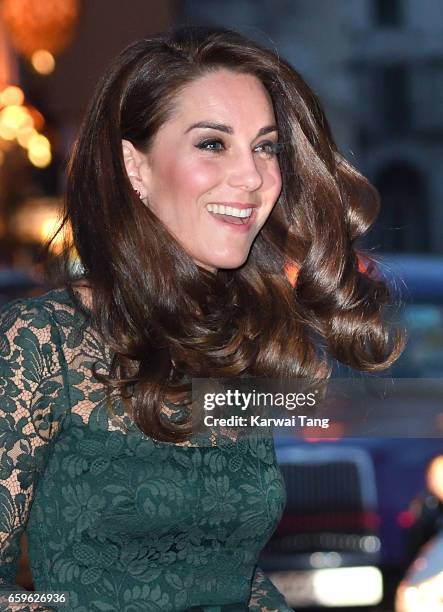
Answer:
[
  {"left": 284, "top": 253, "right": 374, "bottom": 288},
  {"left": 1, "top": 0, "right": 80, "bottom": 59},
  {"left": 0, "top": 122, "right": 15, "bottom": 140},
  {"left": 284, "top": 262, "right": 299, "bottom": 287},
  {"left": 31, "top": 50, "right": 55, "bottom": 75},
  {"left": 426, "top": 456, "right": 443, "bottom": 501},
  {"left": 11, "top": 196, "right": 66, "bottom": 250},
  {"left": 27, "top": 133, "right": 51, "bottom": 168},
  {"left": 16, "top": 126, "right": 37, "bottom": 148},
  {"left": 0, "top": 85, "right": 24, "bottom": 106},
  {"left": 0, "top": 105, "right": 33, "bottom": 131},
  {"left": 302, "top": 421, "right": 346, "bottom": 443},
  {"left": 27, "top": 106, "right": 45, "bottom": 131}
]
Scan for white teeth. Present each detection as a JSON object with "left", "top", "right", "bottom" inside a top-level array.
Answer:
[{"left": 206, "top": 204, "right": 253, "bottom": 218}]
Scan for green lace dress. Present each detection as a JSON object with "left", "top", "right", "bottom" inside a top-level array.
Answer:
[{"left": 0, "top": 288, "right": 291, "bottom": 612}]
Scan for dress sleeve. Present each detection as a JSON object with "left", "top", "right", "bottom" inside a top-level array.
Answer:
[
  {"left": 0, "top": 299, "right": 67, "bottom": 612},
  {"left": 248, "top": 565, "right": 292, "bottom": 611}
]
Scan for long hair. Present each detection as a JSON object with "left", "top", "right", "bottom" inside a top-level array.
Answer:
[{"left": 57, "top": 25, "right": 404, "bottom": 442}]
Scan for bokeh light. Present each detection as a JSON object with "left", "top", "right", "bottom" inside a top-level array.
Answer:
[
  {"left": 10, "top": 196, "right": 67, "bottom": 252},
  {"left": 0, "top": 105, "right": 33, "bottom": 131},
  {"left": 16, "top": 126, "right": 37, "bottom": 149},
  {"left": 31, "top": 50, "right": 56, "bottom": 75},
  {"left": 27, "top": 133, "right": 52, "bottom": 168},
  {"left": 426, "top": 455, "right": 443, "bottom": 501},
  {"left": 0, "top": 85, "right": 24, "bottom": 107},
  {"left": 1, "top": 0, "right": 80, "bottom": 59}
]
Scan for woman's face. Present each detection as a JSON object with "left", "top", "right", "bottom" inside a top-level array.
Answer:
[{"left": 124, "top": 69, "right": 282, "bottom": 271}]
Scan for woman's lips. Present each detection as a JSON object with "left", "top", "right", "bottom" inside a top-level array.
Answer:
[{"left": 207, "top": 208, "right": 256, "bottom": 231}]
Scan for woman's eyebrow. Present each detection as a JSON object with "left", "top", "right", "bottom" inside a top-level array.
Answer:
[{"left": 185, "top": 121, "right": 278, "bottom": 138}]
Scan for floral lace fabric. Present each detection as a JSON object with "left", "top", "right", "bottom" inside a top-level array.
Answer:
[{"left": 0, "top": 289, "right": 291, "bottom": 611}]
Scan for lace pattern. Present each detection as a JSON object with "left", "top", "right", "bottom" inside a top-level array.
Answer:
[{"left": 0, "top": 290, "right": 290, "bottom": 611}]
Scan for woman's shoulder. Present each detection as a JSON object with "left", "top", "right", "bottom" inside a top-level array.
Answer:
[
  {"left": 0, "top": 284, "right": 92, "bottom": 333},
  {"left": 0, "top": 288, "right": 84, "bottom": 437}
]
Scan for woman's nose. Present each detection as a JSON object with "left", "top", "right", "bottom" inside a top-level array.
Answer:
[{"left": 227, "top": 151, "right": 263, "bottom": 192}]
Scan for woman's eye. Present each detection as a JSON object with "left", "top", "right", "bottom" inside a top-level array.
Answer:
[
  {"left": 196, "top": 139, "right": 225, "bottom": 152},
  {"left": 255, "top": 141, "right": 282, "bottom": 156},
  {"left": 195, "top": 139, "right": 282, "bottom": 156}
]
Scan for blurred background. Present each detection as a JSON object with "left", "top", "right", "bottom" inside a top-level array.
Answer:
[{"left": 0, "top": 1, "right": 442, "bottom": 611}]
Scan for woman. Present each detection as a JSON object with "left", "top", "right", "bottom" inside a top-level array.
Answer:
[{"left": 0, "top": 26, "right": 404, "bottom": 611}]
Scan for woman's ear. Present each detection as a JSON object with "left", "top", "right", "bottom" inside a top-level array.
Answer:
[{"left": 122, "top": 139, "right": 149, "bottom": 201}]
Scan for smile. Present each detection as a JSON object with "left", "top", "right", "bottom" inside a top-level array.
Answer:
[
  {"left": 205, "top": 203, "right": 256, "bottom": 231},
  {"left": 206, "top": 203, "right": 253, "bottom": 219}
]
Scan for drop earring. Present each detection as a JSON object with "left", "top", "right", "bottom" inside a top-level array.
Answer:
[{"left": 131, "top": 184, "right": 147, "bottom": 204}]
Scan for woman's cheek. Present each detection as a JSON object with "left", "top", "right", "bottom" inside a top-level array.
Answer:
[
  {"left": 181, "top": 158, "right": 224, "bottom": 195},
  {"left": 263, "top": 165, "right": 282, "bottom": 212},
  {"left": 264, "top": 158, "right": 282, "bottom": 190}
]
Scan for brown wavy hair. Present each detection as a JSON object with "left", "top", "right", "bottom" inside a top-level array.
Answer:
[{"left": 57, "top": 25, "right": 405, "bottom": 442}]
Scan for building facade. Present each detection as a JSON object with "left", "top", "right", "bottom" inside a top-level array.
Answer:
[{"left": 181, "top": 0, "right": 443, "bottom": 253}]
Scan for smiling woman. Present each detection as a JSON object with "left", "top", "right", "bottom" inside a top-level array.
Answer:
[
  {"left": 0, "top": 25, "right": 404, "bottom": 612},
  {"left": 121, "top": 69, "right": 282, "bottom": 271}
]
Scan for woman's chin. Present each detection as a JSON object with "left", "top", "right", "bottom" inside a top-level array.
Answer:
[{"left": 203, "top": 250, "right": 250, "bottom": 271}]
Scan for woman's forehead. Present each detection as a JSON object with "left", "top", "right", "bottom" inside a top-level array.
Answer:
[{"left": 166, "top": 70, "right": 276, "bottom": 130}]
